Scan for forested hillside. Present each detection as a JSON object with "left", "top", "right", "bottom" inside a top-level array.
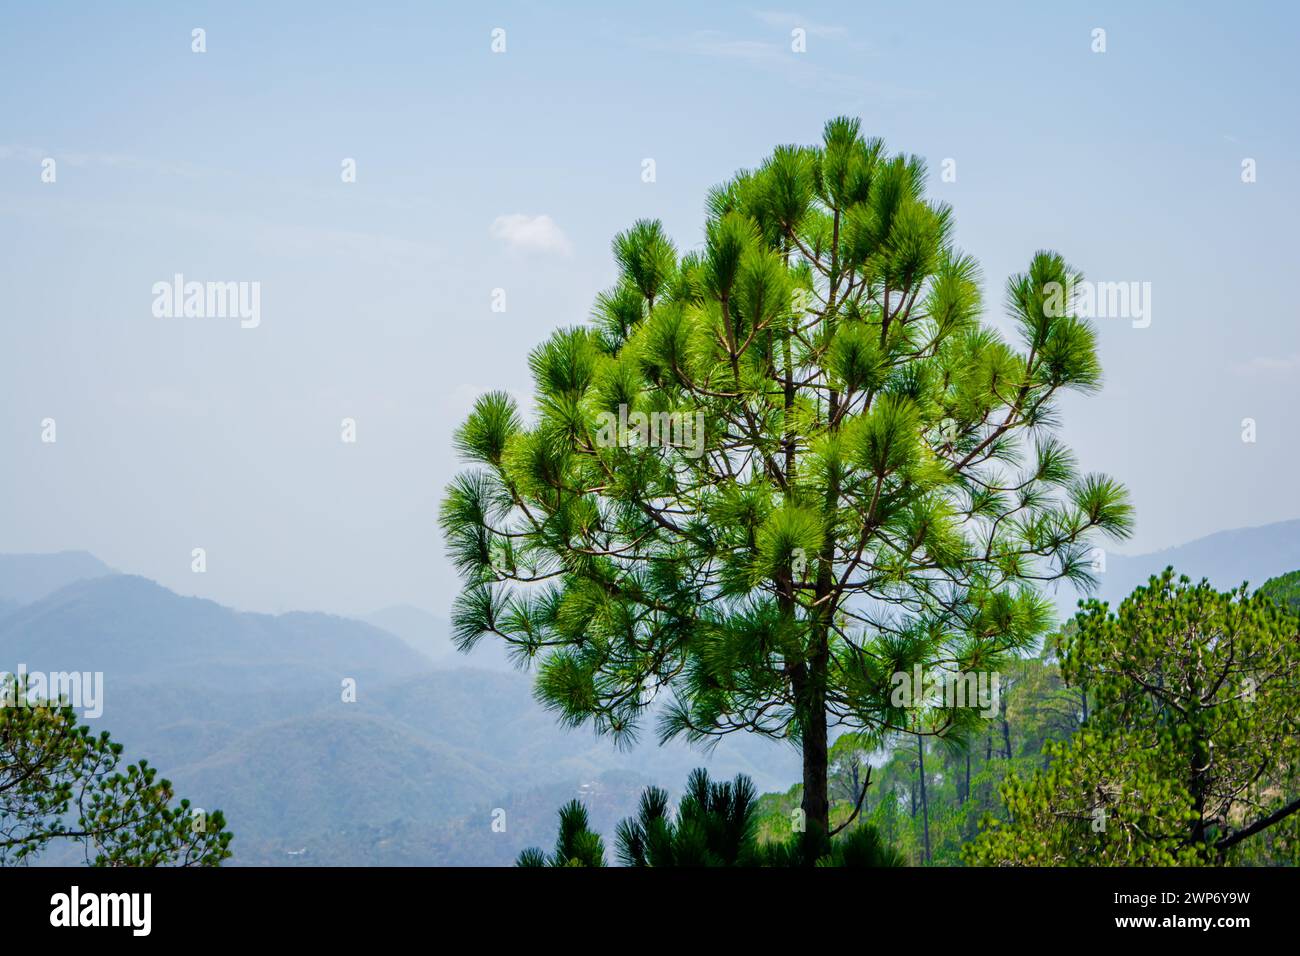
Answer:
[{"left": 755, "top": 568, "right": 1300, "bottom": 866}]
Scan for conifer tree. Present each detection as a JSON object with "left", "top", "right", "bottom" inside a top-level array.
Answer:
[
  {"left": 968, "top": 570, "right": 1300, "bottom": 865},
  {"left": 516, "top": 800, "right": 606, "bottom": 867},
  {"left": 442, "top": 117, "right": 1132, "bottom": 858},
  {"left": 1, "top": 681, "right": 233, "bottom": 866}
]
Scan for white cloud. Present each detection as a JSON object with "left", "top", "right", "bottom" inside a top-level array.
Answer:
[
  {"left": 489, "top": 213, "right": 572, "bottom": 255},
  {"left": 1236, "top": 353, "right": 1300, "bottom": 373},
  {"left": 751, "top": 10, "right": 848, "bottom": 39},
  {"left": 634, "top": 24, "right": 922, "bottom": 101},
  {"left": 640, "top": 13, "right": 847, "bottom": 63},
  {"left": 0, "top": 144, "right": 215, "bottom": 178},
  {"left": 253, "top": 222, "right": 441, "bottom": 265},
  {"left": 658, "top": 30, "right": 784, "bottom": 62}
]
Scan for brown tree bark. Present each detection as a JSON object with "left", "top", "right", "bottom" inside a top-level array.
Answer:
[
  {"left": 800, "top": 698, "right": 830, "bottom": 860},
  {"left": 917, "top": 733, "right": 932, "bottom": 864}
]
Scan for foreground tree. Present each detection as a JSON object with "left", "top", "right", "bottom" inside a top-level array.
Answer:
[
  {"left": 516, "top": 800, "right": 606, "bottom": 867},
  {"left": 616, "top": 768, "right": 760, "bottom": 866},
  {"left": 967, "top": 570, "right": 1300, "bottom": 865},
  {"left": 442, "top": 117, "right": 1131, "bottom": 857},
  {"left": 519, "top": 768, "right": 902, "bottom": 867},
  {"left": 1, "top": 683, "right": 233, "bottom": 866}
]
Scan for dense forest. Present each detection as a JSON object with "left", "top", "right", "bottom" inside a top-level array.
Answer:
[
  {"left": 753, "top": 643, "right": 1080, "bottom": 865},
  {"left": 752, "top": 568, "right": 1300, "bottom": 866}
]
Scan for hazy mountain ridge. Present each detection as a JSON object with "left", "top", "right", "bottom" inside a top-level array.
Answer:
[
  {"left": 1049, "top": 518, "right": 1300, "bottom": 619},
  {"left": 362, "top": 603, "right": 514, "bottom": 672},
  {"left": 0, "top": 550, "right": 115, "bottom": 605},
  {"left": 1108, "top": 519, "right": 1300, "bottom": 593},
  {"left": 0, "top": 574, "right": 429, "bottom": 688},
  {"left": 0, "top": 559, "right": 799, "bottom": 864}
]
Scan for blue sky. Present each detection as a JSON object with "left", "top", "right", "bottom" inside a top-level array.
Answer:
[{"left": 2, "top": 1, "right": 1297, "bottom": 615}]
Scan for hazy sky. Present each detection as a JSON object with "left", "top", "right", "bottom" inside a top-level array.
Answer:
[{"left": 2, "top": 2, "right": 1297, "bottom": 617}]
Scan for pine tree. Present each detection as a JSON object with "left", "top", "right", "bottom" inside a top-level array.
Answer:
[
  {"left": 442, "top": 117, "right": 1132, "bottom": 860},
  {"left": 516, "top": 800, "right": 606, "bottom": 867},
  {"left": 616, "top": 768, "right": 760, "bottom": 866},
  {"left": 520, "top": 768, "right": 903, "bottom": 867},
  {"left": 1, "top": 679, "right": 233, "bottom": 866},
  {"left": 967, "top": 570, "right": 1300, "bottom": 865}
]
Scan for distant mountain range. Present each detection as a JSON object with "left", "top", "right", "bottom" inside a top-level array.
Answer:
[
  {"left": 0, "top": 553, "right": 798, "bottom": 865},
  {"left": 0, "top": 550, "right": 115, "bottom": 604},
  {"left": 1, "top": 519, "right": 1296, "bottom": 865},
  {"left": 1048, "top": 518, "right": 1300, "bottom": 618},
  {"left": 361, "top": 604, "right": 513, "bottom": 673}
]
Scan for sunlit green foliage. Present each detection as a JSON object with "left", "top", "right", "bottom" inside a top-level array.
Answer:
[
  {"left": 967, "top": 570, "right": 1300, "bottom": 865},
  {"left": 520, "top": 768, "right": 901, "bottom": 867},
  {"left": 1, "top": 679, "right": 232, "bottom": 866},
  {"left": 1258, "top": 569, "right": 1300, "bottom": 615},
  {"left": 444, "top": 117, "right": 1131, "bottom": 852}
]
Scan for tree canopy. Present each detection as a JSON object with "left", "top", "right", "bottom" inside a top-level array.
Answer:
[
  {"left": 442, "top": 116, "right": 1132, "bottom": 854},
  {"left": 968, "top": 569, "right": 1300, "bottom": 865},
  {"left": 1, "top": 681, "right": 232, "bottom": 866},
  {"left": 1258, "top": 569, "right": 1300, "bottom": 615}
]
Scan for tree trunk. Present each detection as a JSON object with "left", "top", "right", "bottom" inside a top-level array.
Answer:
[
  {"left": 800, "top": 692, "right": 830, "bottom": 862},
  {"left": 963, "top": 751, "right": 971, "bottom": 804},
  {"left": 800, "top": 681, "right": 832, "bottom": 853},
  {"left": 799, "top": 492, "right": 837, "bottom": 866},
  {"left": 917, "top": 734, "right": 932, "bottom": 864},
  {"left": 1000, "top": 684, "right": 1013, "bottom": 758}
]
